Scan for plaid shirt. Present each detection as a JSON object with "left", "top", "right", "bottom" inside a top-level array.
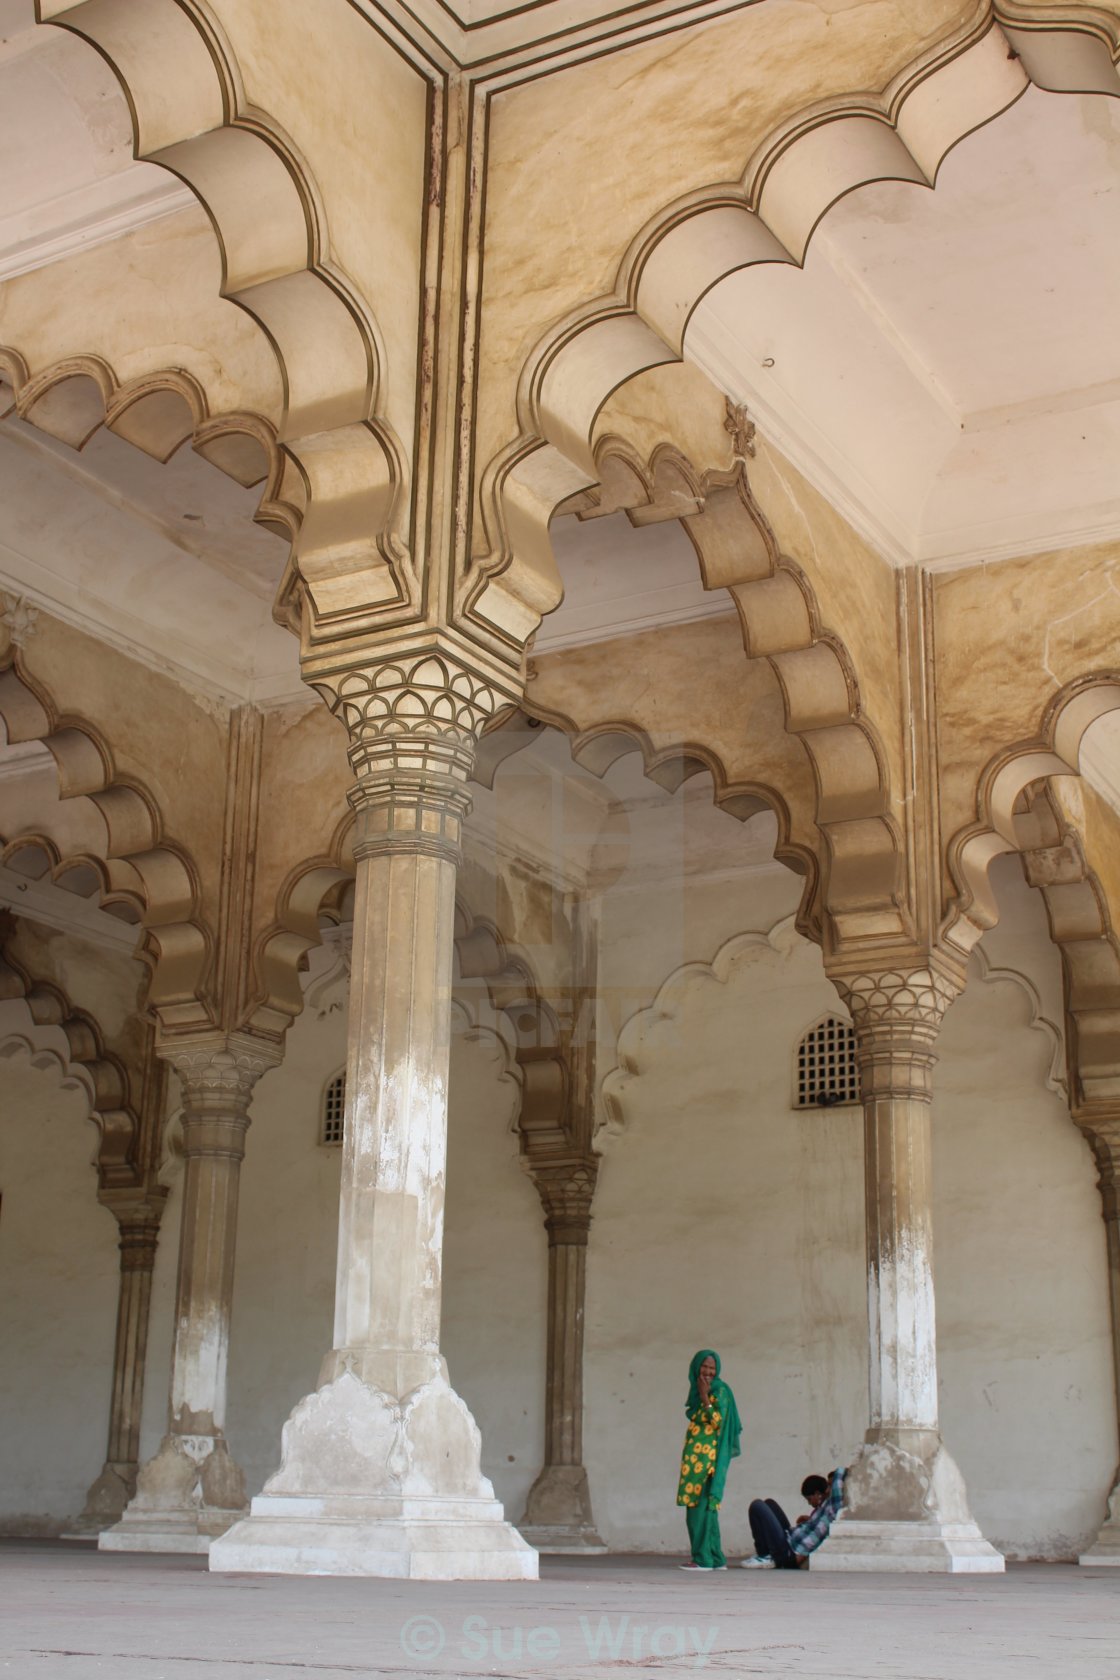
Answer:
[{"left": 789, "top": 1468, "right": 847, "bottom": 1557}]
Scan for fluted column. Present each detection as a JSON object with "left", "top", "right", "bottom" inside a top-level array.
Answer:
[
  {"left": 814, "top": 965, "right": 1004, "bottom": 1573},
  {"left": 1076, "top": 1109, "right": 1120, "bottom": 1565},
  {"left": 210, "top": 649, "right": 537, "bottom": 1580},
  {"left": 69, "top": 1196, "right": 166, "bottom": 1534},
  {"left": 520, "top": 1163, "right": 604, "bottom": 1552},
  {"left": 101, "top": 1033, "right": 279, "bottom": 1555}
]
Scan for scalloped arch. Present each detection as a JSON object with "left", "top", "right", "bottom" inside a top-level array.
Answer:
[
  {"left": 475, "top": 441, "right": 894, "bottom": 946},
  {"left": 599, "top": 917, "right": 800, "bottom": 1141},
  {"left": 477, "top": 700, "right": 820, "bottom": 932},
  {"left": 504, "top": 11, "right": 1120, "bottom": 483},
  {"left": 946, "top": 684, "right": 1120, "bottom": 1105},
  {"left": 27, "top": 0, "right": 412, "bottom": 621},
  {"left": 0, "top": 346, "right": 303, "bottom": 544},
  {"left": 0, "top": 657, "right": 211, "bottom": 1024},
  {"left": 0, "top": 924, "right": 143, "bottom": 1188}
]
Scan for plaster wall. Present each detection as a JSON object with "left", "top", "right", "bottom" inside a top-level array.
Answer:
[
  {"left": 0, "top": 1056, "right": 117, "bottom": 1533},
  {"left": 582, "top": 852, "right": 1114, "bottom": 1560},
  {"left": 0, "top": 845, "right": 1113, "bottom": 1558}
]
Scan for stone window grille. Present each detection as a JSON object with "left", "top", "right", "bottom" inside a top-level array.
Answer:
[
  {"left": 794, "top": 1015, "right": 860, "bottom": 1109},
  {"left": 321, "top": 1070, "right": 346, "bottom": 1146}
]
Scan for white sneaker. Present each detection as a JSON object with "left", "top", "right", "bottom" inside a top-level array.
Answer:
[
  {"left": 678, "top": 1562, "right": 712, "bottom": 1571},
  {"left": 739, "top": 1556, "right": 775, "bottom": 1569}
]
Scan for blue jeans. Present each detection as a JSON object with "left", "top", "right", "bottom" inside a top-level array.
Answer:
[{"left": 748, "top": 1498, "right": 801, "bottom": 1568}]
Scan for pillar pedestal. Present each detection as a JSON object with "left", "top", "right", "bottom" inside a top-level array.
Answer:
[
  {"left": 1076, "top": 1111, "right": 1120, "bottom": 1565},
  {"left": 210, "top": 650, "right": 535, "bottom": 1580},
  {"left": 101, "top": 1033, "right": 278, "bottom": 1555},
  {"left": 818, "top": 965, "right": 1003, "bottom": 1574}
]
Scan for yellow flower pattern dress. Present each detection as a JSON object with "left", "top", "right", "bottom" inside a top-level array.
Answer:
[
  {"left": 676, "top": 1350, "right": 741, "bottom": 1569},
  {"left": 676, "top": 1399, "right": 724, "bottom": 1510}
]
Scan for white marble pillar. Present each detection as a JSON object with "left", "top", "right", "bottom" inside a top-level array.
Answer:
[
  {"left": 813, "top": 966, "right": 1004, "bottom": 1573},
  {"left": 69, "top": 1196, "right": 166, "bottom": 1534},
  {"left": 101, "top": 1033, "right": 278, "bottom": 1554},
  {"left": 210, "top": 651, "right": 537, "bottom": 1579},
  {"left": 1077, "top": 1110, "right": 1120, "bottom": 1565},
  {"left": 520, "top": 1163, "right": 605, "bottom": 1552}
]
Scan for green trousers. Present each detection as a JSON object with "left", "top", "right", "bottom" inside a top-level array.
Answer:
[{"left": 685, "top": 1483, "right": 725, "bottom": 1568}]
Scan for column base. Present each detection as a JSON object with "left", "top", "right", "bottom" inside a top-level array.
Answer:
[
  {"left": 519, "top": 1465, "right": 606, "bottom": 1554},
  {"left": 99, "top": 1433, "right": 247, "bottom": 1555},
  {"left": 208, "top": 1368, "right": 538, "bottom": 1580},
  {"left": 811, "top": 1438, "right": 1004, "bottom": 1573},
  {"left": 1080, "top": 1480, "right": 1120, "bottom": 1565},
  {"left": 212, "top": 1494, "right": 539, "bottom": 1579},
  {"left": 63, "top": 1462, "right": 135, "bottom": 1538},
  {"left": 811, "top": 1519, "right": 1005, "bottom": 1573}
]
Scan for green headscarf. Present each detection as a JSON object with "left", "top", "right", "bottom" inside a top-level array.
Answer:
[{"left": 686, "top": 1349, "right": 742, "bottom": 1504}]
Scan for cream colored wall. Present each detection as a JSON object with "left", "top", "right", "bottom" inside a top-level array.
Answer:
[
  {"left": 936, "top": 862, "right": 1116, "bottom": 1560},
  {"left": 582, "top": 849, "right": 1115, "bottom": 1560},
  {"left": 0, "top": 1056, "right": 117, "bottom": 1533},
  {"left": 1, "top": 837, "right": 1114, "bottom": 1558},
  {"left": 586, "top": 863, "right": 865, "bottom": 1558}
]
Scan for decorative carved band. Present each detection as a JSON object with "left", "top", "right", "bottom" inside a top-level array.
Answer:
[
  {"left": 530, "top": 1160, "right": 599, "bottom": 1247},
  {"left": 312, "top": 654, "right": 501, "bottom": 865},
  {"left": 117, "top": 1218, "right": 163, "bottom": 1275},
  {"left": 160, "top": 1033, "right": 281, "bottom": 1148},
  {"left": 829, "top": 967, "right": 961, "bottom": 1102}
]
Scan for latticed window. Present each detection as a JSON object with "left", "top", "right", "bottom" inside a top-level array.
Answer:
[
  {"left": 320, "top": 1070, "right": 346, "bottom": 1146},
  {"left": 794, "top": 1016, "right": 859, "bottom": 1109}
]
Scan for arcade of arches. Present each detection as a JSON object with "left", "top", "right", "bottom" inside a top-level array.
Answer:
[{"left": 2, "top": 0, "right": 1120, "bottom": 1578}]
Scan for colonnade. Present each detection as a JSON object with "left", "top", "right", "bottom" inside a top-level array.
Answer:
[{"left": 52, "top": 648, "right": 1119, "bottom": 1576}]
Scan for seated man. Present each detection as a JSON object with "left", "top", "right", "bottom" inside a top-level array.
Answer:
[{"left": 740, "top": 1468, "right": 847, "bottom": 1570}]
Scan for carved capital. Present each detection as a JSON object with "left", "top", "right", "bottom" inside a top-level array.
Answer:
[
  {"left": 829, "top": 966, "right": 961, "bottom": 1101},
  {"left": 117, "top": 1217, "right": 164, "bottom": 1274},
  {"left": 530, "top": 1159, "right": 599, "bottom": 1246},
  {"left": 312, "top": 652, "right": 504, "bottom": 864},
  {"left": 99, "top": 1189, "right": 169, "bottom": 1273},
  {"left": 160, "top": 1032, "right": 281, "bottom": 1153}
]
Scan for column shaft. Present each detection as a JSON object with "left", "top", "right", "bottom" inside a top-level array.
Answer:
[
  {"left": 812, "top": 965, "right": 1003, "bottom": 1573},
  {"left": 329, "top": 847, "right": 456, "bottom": 1376},
  {"left": 70, "top": 1206, "right": 164, "bottom": 1534},
  {"left": 520, "top": 1164, "right": 604, "bottom": 1551},
  {"left": 209, "top": 649, "right": 537, "bottom": 1580},
  {"left": 101, "top": 1033, "right": 278, "bottom": 1555}
]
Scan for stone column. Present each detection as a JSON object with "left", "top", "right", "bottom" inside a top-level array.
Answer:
[
  {"left": 813, "top": 966, "right": 1004, "bottom": 1573},
  {"left": 69, "top": 1196, "right": 167, "bottom": 1534},
  {"left": 101, "top": 1032, "right": 278, "bottom": 1554},
  {"left": 210, "top": 650, "right": 536, "bottom": 1579},
  {"left": 520, "top": 1162, "right": 605, "bottom": 1552},
  {"left": 1076, "top": 1109, "right": 1120, "bottom": 1565}
]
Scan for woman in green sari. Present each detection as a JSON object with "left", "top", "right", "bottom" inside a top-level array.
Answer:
[{"left": 676, "top": 1349, "right": 742, "bottom": 1570}]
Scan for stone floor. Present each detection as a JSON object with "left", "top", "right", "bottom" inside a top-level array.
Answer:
[{"left": 2, "top": 1542, "right": 1118, "bottom": 1679}]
